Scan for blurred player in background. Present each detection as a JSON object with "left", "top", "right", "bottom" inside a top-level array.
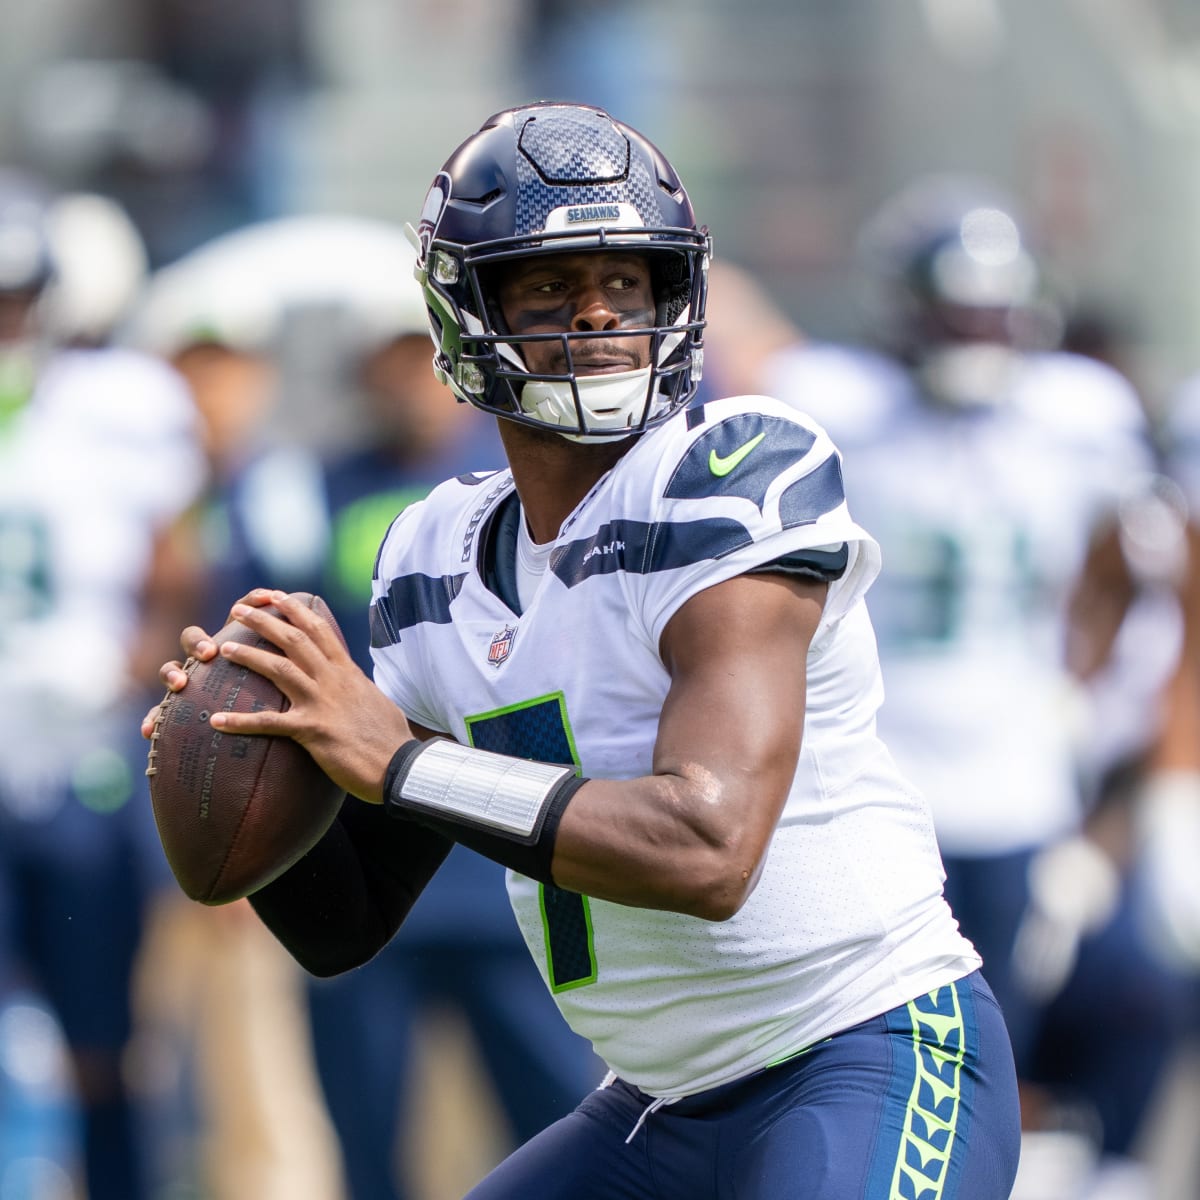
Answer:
[
  {"left": 1134, "top": 372, "right": 1200, "bottom": 1198},
  {"left": 763, "top": 174, "right": 1192, "bottom": 1196},
  {"left": 0, "top": 167, "right": 205, "bottom": 1200},
  {"left": 148, "top": 102, "right": 1021, "bottom": 1200}
]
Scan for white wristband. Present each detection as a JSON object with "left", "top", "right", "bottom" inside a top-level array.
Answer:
[{"left": 388, "top": 738, "right": 577, "bottom": 840}]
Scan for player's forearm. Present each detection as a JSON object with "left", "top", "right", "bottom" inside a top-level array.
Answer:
[
  {"left": 550, "top": 771, "right": 772, "bottom": 920},
  {"left": 250, "top": 798, "right": 452, "bottom": 975},
  {"left": 383, "top": 737, "right": 779, "bottom": 920}
]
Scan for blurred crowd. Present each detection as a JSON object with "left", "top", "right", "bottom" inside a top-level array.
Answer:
[{"left": 2, "top": 8, "right": 1200, "bottom": 1200}]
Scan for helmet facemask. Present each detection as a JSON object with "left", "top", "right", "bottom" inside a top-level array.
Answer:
[{"left": 467, "top": 241, "right": 706, "bottom": 442}]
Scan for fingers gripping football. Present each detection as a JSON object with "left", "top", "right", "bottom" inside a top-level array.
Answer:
[{"left": 211, "top": 592, "right": 414, "bottom": 801}]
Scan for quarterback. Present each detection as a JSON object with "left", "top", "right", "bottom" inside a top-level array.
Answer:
[{"left": 146, "top": 103, "right": 1021, "bottom": 1198}]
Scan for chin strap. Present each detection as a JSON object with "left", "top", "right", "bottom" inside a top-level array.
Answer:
[{"left": 520, "top": 366, "right": 654, "bottom": 440}]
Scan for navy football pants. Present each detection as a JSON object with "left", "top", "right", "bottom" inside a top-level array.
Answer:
[{"left": 467, "top": 971, "right": 1020, "bottom": 1200}]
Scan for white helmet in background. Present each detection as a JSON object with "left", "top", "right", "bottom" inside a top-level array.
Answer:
[{"left": 44, "top": 192, "right": 149, "bottom": 346}]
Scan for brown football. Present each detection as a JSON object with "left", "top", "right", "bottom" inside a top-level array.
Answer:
[{"left": 146, "top": 591, "right": 347, "bottom": 905}]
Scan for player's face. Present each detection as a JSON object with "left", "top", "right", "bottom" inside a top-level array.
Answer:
[{"left": 494, "top": 251, "right": 655, "bottom": 376}]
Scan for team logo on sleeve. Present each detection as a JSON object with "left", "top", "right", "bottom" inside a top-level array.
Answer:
[{"left": 487, "top": 624, "right": 517, "bottom": 667}]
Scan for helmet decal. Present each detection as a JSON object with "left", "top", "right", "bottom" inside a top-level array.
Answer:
[{"left": 416, "top": 173, "right": 452, "bottom": 260}]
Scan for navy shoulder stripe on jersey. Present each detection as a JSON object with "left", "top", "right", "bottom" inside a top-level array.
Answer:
[
  {"left": 664, "top": 413, "right": 818, "bottom": 508},
  {"left": 551, "top": 516, "right": 754, "bottom": 587},
  {"left": 370, "top": 572, "right": 466, "bottom": 647},
  {"left": 779, "top": 454, "right": 845, "bottom": 529}
]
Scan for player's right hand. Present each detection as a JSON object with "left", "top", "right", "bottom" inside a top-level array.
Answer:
[{"left": 139, "top": 588, "right": 280, "bottom": 739}]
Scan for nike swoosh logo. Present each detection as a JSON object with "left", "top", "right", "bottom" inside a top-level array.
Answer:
[{"left": 709, "top": 432, "right": 766, "bottom": 477}]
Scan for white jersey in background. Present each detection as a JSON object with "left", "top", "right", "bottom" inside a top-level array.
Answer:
[
  {"left": 764, "top": 342, "right": 1157, "bottom": 855},
  {"left": 369, "top": 394, "right": 978, "bottom": 1098},
  {"left": 0, "top": 347, "right": 205, "bottom": 801}
]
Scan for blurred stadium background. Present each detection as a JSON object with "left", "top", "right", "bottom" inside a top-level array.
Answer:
[
  {"left": 3, "top": 0, "right": 1200, "bottom": 399},
  {"left": 4, "top": 3, "right": 1200, "bottom": 1198}
]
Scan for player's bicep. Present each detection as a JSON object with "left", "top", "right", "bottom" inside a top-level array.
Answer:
[
  {"left": 655, "top": 572, "right": 825, "bottom": 839},
  {"left": 551, "top": 570, "right": 825, "bottom": 917}
]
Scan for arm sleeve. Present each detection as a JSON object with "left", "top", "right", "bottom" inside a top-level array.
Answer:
[{"left": 248, "top": 796, "right": 453, "bottom": 977}]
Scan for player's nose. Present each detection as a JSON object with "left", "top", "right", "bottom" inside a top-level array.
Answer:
[{"left": 570, "top": 288, "right": 621, "bottom": 333}]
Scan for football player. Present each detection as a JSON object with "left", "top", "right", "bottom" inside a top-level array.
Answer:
[
  {"left": 0, "top": 168, "right": 205, "bottom": 1200},
  {"left": 763, "top": 175, "right": 1190, "bottom": 1190},
  {"left": 146, "top": 104, "right": 1020, "bottom": 1199}
]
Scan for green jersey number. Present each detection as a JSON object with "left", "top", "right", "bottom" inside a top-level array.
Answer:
[
  {"left": 874, "top": 520, "right": 1037, "bottom": 651},
  {"left": 465, "top": 693, "right": 597, "bottom": 992}
]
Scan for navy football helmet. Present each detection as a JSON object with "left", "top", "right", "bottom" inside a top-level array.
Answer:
[
  {"left": 856, "top": 174, "right": 1062, "bottom": 406},
  {"left": 409, "top": 102, "right": 711, "bottom": 441}
]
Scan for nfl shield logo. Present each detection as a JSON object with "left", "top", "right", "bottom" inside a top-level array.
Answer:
[{"left": 487, "top": 624, "right": 517, "bottom": 668}]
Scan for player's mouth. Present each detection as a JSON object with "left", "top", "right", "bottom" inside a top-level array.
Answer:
[
  {"left": 574, "top": 360, "right": 635, "bottom": 375},
  {"left": 567, "top": 343, "right": 643, "bottom": 374}
]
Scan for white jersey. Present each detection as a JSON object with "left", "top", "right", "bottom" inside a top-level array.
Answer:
[
  {"left": 764, "top": 343, "right": 1155, "bottom": 854},
  {"left": 0, "top": 347, "right": 205, "bottom": 797},
  {"left": 370, "top": 394, "right": 978, "bottom": 1097}
]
